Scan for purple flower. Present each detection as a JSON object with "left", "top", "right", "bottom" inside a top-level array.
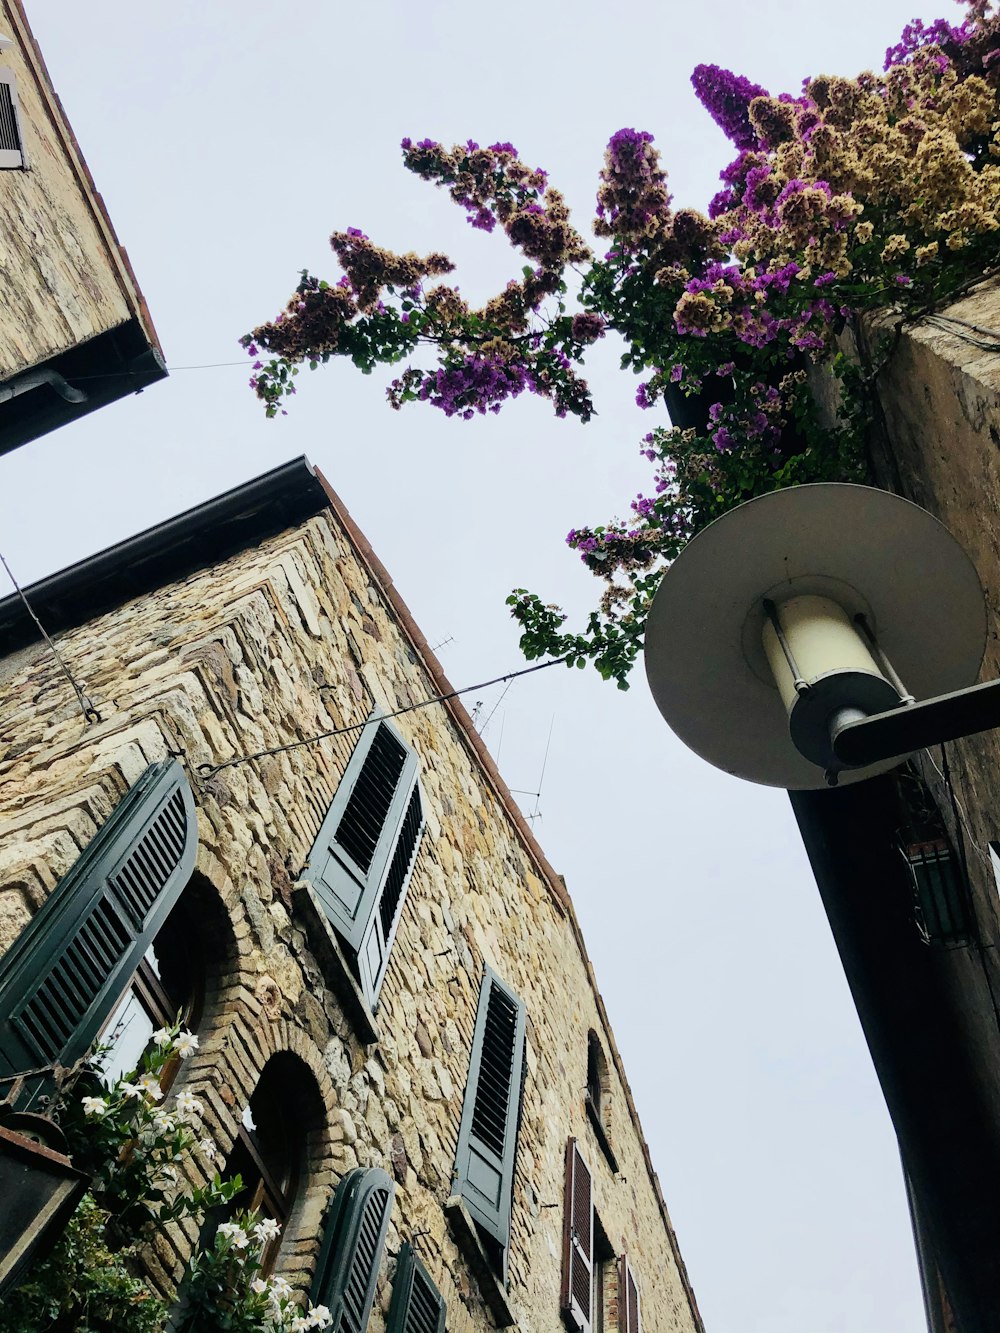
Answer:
[
  {"left": 669, "top": 364, "right": 684, "bottom": 383},
  {"left": 571, "top": 312, "right": 606, "bottom": 344},
  {"left": 691, "top": 64, "right": 770, "bottom": 151},
  {"left": 246, "top": 343, "right": 259, "bottom": 357},
  {"left": 884, "top": 16, "right": 971, "bottom": 70},
  {"left": 346, "top": 226, "right": 369, "bottom": 240},
  {"left": 895, "top": 273, "right": 912, "bottom": 286},
  {"left": 635, "top": 381, "right": 653, "bottom": 409}
]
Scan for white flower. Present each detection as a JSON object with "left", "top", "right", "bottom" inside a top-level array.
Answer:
[
  {"left": 175, "top": 1089, "right": 204, "bottom": 1122},
  {"left": 138, "top": 1073, "right": 164, "bottom": 1103},
  {"left": 118, "top": 1081, "right": 143, "bottom": 1099},
  {"left": 152, "top": 1027, "right": 173, "bottom": 1046},
  {"left": 154, "top": 1165, "right": 178, "bottom": 1187},
  {"left": 250, "top": 1277, "right": 269, "bottom": 1295},
  {"left": 81, "top": 1095, "right": 107, "bottom": 1117},
  {"left": 290, "top": 1319, "right": 310, "bottom": 1333},
  {"left": 197, "top": 1137, "right": 217, "bottom": 1161},
  {"left": 216, "top": 1222, "right": 249, "bottom": 1250},
  {"left": 174, "top": 1031, "right": 200, "bottom": 1059},
  {"left": 308, "top": 1305, "right": 333, "bottom": 1329},
  {"left": 150, "top": 1109, "right": 177, "bottom": 1136},
  {"left": 269, "top": 1276, "right": 292, "bottom": 1309},
  {"left": 253, "top": 1216, "right": 281, "bottom": 1244}
]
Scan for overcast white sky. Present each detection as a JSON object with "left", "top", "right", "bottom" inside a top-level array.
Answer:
[{"left": 2, "top": 3, "right": 956, "bottom": 1329}]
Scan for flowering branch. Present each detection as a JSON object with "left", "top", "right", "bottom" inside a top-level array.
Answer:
[{"left": 243, "top": 1, "right": 1000, "bottom": 686}]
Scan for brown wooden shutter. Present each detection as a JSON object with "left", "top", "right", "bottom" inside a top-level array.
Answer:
[
  {"left": 560, "top": 1137, "right": 593, "bottom": 1333},
  {"left": 617, "top": 1256, "right": 641, "bottom": 1333}
]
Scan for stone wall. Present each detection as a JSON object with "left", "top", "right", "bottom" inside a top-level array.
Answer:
[
  {"left": 0, "top": 0, "right": 157, "bottom": 378},
  {"left": 855, "top": 278, "right": 1000, "bottom": 955},
  {"left": 0, "top": 490, "right": 703, "bottom": 1332}
]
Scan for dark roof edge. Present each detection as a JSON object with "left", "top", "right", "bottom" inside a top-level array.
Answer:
[{"left": 0, "top": 457, "right": 326, "bottom": 652}]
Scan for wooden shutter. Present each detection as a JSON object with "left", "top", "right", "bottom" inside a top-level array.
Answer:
[
  {"left": 560, "top": 1138, "right": 593, "bottom": 1333},
  {"left": 0, "top": 760, "right": 197, "bottom": 1108},
  {"left": 357, "top": 779, "right": 424, "bottom": 1008},
  {"left": 0, "top": 68, "right": 25, "bottom": 169},
  {"left": 311, "top": 1167, "right": 395, "bottom": 1333},
  {"left": 453, "top": 967, "right": 527, "bottom": 1253},
  {"left": 304, "top": 717, "right": 422, "bottom": 1008},
  {"left": 387, "top": 1242, "right": 446, "bottom": 1333},
  {"left": 617, "top": 1256, "right": 641, "bottom": 1333}
]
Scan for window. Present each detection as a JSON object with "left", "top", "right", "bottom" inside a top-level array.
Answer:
[
  {"left": 310, "top": 1166, "right": 395, "bottom": 1332},
  {"left": 0, "top": 68, "right": 26, "bottom": 169},
  {"left": 585, "top": 1031, "right": 617, "bottom": 1172},
  {"left": 302, "top": 717, "right": 424, "bottom": 1010},
  {"left": 212, "top": 1053, "right": 326, "bottom": 1275},
  {"left": 387, "top": 1241, "right": 446, "bottom": 1333},
  {"left": 0, "top": 760, "right": 197, "bottom": 1110},
  {"left": 452, "top": 966, "right": 527, "bottom": 1281},
  {"left": 99, "top": 890, "right": 204, "bottom": 1088}
]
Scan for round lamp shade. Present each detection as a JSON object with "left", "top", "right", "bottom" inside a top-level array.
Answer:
[{"left": 643, "top": 483, "right": 987, "bottom": 789}]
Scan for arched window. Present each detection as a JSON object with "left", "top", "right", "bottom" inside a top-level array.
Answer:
[
  {"left": 99, "top": 888, "right": 205, "bottom": 1088},
  {"left": 585, "top": 1031, "right": 617, "bottom": 1172},
  {"left": 219, "top": 1052, "right": 326, "bottom": 1273}
]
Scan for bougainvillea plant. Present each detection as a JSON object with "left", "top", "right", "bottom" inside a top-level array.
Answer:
[{"left": 243, "top": 0, "right": 1000, "bottom": 686}]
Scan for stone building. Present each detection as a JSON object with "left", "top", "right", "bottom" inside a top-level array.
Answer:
[
  {"left": 792, "top": 278, "right": 1000, "bottom": 1333},
  {"left": 0, "top": 456, "right": 704, "bottom": 1333},
  {"left": 0, "top": 0, "right": 165, "bottom": 454}
]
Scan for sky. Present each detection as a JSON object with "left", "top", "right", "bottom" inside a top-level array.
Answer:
[{"left": 0, "top": 2, "right": 958, "bottom": 1329}]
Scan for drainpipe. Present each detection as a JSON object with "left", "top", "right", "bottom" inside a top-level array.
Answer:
[{"left": 0, "top": 368, "right": 87, "bottom": 405}]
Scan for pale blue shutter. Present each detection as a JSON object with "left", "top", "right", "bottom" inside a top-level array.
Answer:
[
  {"left": 387, "top": 1242, "right": 446, "bottom": 1333},
  {"left": 303, "top": 718, "right": 423, "bottom": 1008},
  {"left": 453, "top": 968, "right": 527, "bottom": 1263},
  {"left": 0, "top": 760, "right": 197, "bottom": 1108},
  {"left": 311, "top": 1167, "right": 395, "bottom": 1333}
]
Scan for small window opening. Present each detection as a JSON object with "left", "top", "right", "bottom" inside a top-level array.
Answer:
[{"left": 0, "top": 69, "right": 26, "bottom": 169}]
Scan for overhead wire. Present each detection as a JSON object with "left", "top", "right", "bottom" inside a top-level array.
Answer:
[
  {"left": 197, "top": 654, "right": 571, "bottom": 777},
  {"left": 0, "top": 549, "right": 100, "bottom": 723}
]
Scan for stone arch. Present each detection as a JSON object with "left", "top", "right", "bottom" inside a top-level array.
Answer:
[
  {"left": 188, "top": 1016, "right": 341, "bottom": 1292},
  {"left": 587, "top": 1028, "right": 613, "bottom": 1138}
]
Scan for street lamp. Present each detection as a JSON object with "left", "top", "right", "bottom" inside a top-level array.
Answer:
[{"left": 643, "top": 483, "right": 989, "bottom": 788}]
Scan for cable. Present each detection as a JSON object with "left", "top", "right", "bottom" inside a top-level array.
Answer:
[
  {"left": 923, "top": 745, "right": 991, "bottom": 872},
  {"left": 0, "top": 549, "right": 100, "bottom": 723},
  {"left": 196, "top": 654, "right": 571, "bottom": 777}
]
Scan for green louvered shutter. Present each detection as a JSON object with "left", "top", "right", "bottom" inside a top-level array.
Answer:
[
  {"left": 453, "top": 967, "right": 527, "bottom": 1261},
  {"left": 303, "top": 717, "right": 423, "bottom": 1009},
  {"left": 311, "top": 1167, "right": 395, "bottom": 1333},
  {"left": 0, "top": 760, "right": 197, "bottom": 1109},
  {"left": 387, "top": 1243, "right": 446, "bottom": 1333}
]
